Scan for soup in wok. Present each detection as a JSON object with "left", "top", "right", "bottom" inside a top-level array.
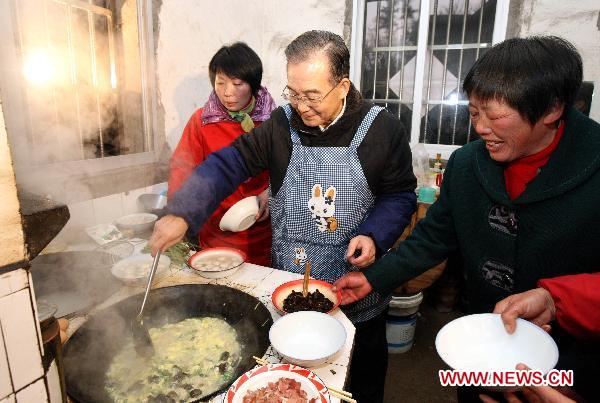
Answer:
[
  {"left": 106, "top": 317, "right": 241, "bottom": 402},
  {"left": 62, "top": 284, "right": 272, "bottom": 402}
]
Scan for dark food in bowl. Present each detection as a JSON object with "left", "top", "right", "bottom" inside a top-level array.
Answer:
[{"left": 282, "top": 289, "right": 334, "bottom": 313}]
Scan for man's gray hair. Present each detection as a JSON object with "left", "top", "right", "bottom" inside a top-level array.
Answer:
[{"left": 285, "top": 30, "right": 350, "bottom": 84}]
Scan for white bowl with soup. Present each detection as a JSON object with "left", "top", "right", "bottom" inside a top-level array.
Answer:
[
  {"left": 111, "top": 254, "right": 171, "bottom": 286},
  {"left": 187, "top": 248, "right": 246, "bottom": 279}
]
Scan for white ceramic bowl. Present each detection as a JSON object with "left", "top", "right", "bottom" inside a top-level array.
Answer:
[
  {"left": 110, "top": 254, "right": 171, "bottom": 286},
  {"left": 115, "top": 213, "right": 157, "bottom": 234},
  {"left": 269, "top": 311, "right": 346, "bottom": 367},
  {"left": 435, "top": 313, "right": 559, "bottom": 373},
  {"left": 187, "top": 247, "right": 246, "bottom": 279},
  {"left": 219, "top": 196, "right": 259, "bottom": 232}
]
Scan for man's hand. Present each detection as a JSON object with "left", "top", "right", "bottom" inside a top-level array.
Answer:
[
  {"left": 332, "top": 272, "right": 373, "bottom": 305},
  {"left": 479, "top": 364, "right": 575, "bottom": 403},
  {"left": 494, "top": 288, "right": 556, "bottom": 334},
  {"left": 256, "top": 189, "right": 270, "bottom": 222},
  {"left": 148, "top": 214, "right": 189, "bottom": 256},
  {"left": 346, "top": 235, "right": 376, "bottom": 268}
]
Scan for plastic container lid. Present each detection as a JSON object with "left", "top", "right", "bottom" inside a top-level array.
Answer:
[{"left": 390, "top": 292, "right": 423, "bottom": 309}]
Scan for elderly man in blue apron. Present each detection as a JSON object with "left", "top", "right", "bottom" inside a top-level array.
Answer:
[{"left": 150, "top": 30, "right": 417, "bottom": 402}]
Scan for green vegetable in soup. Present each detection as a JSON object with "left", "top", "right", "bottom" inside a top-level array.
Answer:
[{"left": 106, "top": 317, "right": 241, "bottom": 402}]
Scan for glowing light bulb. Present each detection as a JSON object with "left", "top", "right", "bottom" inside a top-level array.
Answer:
[{"left": 23, "top": 51, "right": 55, "bottom": 86}]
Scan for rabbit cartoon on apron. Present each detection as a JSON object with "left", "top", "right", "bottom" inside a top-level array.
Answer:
[{"left": 270, "top": 104, "right": 390, "bottom": 323}]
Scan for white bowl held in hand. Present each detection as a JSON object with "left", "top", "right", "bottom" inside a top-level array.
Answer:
[
  {"left": 219, "top": 196, "right": 259, "bottom": 232},
  {"left": 435, "top": 313, "right": 558, "bottom": 373},
  {"left": 269, "top": 311, "right": 346, "bottom": 367}
]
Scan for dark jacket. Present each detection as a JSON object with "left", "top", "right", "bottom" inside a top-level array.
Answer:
[
  {"left": 365, "top": 107, "right": 600, "bottom": 313},
  {"left": 168, "top": 84, "right": 417, "bottom": 255},
  {"left": 233, "top": 85, "right": 416, "bottom": 197}
]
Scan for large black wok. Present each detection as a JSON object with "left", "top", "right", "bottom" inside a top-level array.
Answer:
[{"left": 63, "top": 284, "right": 273, "bottom": 402}]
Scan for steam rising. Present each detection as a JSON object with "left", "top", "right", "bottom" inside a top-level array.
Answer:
[{"left": 5, "top": 0, "right": 149, "bottom": 205}]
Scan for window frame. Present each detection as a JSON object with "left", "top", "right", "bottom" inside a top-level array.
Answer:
[
  {"left": 350, "top": 0, "right": 511, "bottom": 159},
  {"left": 0, "top": 0, "right": 163, "bottom": 203}
]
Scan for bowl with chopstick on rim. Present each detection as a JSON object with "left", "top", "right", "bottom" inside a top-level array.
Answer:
[{"left": 272, "top": 261, "right": 341, "bottom": 315}]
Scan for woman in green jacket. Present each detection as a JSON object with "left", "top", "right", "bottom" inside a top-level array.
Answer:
[{"left": 334, "top": 36, "right": 600, "bottom": 401}]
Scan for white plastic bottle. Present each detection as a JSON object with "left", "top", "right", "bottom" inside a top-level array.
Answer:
[{"left": 411, "top": 143, "right": 430, "bottom": 188}]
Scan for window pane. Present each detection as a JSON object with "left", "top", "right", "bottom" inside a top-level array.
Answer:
[
  {"left": 464, "top": 0, "right": 496, "bottom": 43},
  {"left": 361, "top": 52, "right": 376, "bottom": 99},
  {"left": 361, "top": 0, "right": 498, "bottom": 146},
  {"left": 11, "top": 0, "right": 150, "bottom": 164},
  {"left": 391, "top": 0, "right": 421, "bottom": 46},
  {"left": 377, "top": 1, "right": 392, "bottom": 47},
  {"left": 46, "top": 1, "right": 81, "bottom": 162},
  {"left": 480, "top": 0, "right": 496, "bottom": 43},
  {"left": 91, "top": 0, "right": 109, "bottom": 7},
  {"left": 362, "top": 0, "right": 422, "bottom": 130},
  {"left": 392, "top": 50, "right": 417, "bottom": 102},
  {"left": 364, "top": 1, "right": 379, "bottom": 49},
  {"left": 453, "top": 104, "right": 473, "bottom": 145},
  {"left": 430, "top": 0, "right": 449, "bottom": 45},
  {"left": 93, "top": 13, "right": 120, "bottom": 157},
  {"left": 419, "top": 0, "right": 495, "bottom": 146}
]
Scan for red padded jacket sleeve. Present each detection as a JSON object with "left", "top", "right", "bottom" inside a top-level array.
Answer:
[{"left": 538, "top": 273, "right": 600, "bottom": 340}]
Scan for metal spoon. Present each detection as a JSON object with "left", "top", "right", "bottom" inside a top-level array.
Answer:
[
  {"left": 132, "top": 250, "right": 161, "bottom": 357},
  {"left": 302, "top": 261, "right": 311, "bottom": 297}
]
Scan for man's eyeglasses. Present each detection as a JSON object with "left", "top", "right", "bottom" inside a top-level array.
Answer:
[{"left": 282, "top": 81, "right": 340, "bottom": 107}]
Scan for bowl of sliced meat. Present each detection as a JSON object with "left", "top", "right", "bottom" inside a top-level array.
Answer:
[{"left": 224, "top": 363, "right": 330, "bottom": 403}]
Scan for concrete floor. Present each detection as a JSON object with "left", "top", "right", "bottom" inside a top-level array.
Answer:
[{"left": 384, "top": 300, "right": 463, "bottom": 403}]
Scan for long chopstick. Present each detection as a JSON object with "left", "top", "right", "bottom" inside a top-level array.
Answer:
[
  {"left": 302, "top": 261, "right": 311, "bottom": 297},
  {"left": 252, "top": 356, "right": 355, "bottom": 402},
  {"left": 327, "top": 386, "right": 353, "bottom": 398},
  {"left": 328, "top": 389, "right": 357, "bottom": 403}
]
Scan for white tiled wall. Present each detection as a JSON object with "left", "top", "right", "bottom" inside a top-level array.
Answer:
[
  {"left": 0, "top": 326, "right": 12, "bottom": 400},
  {"left": 14, "top": 378, "right": 47, "bottom": 402},
  {"left": 51, "top": 182, "right": 168, "bottom": 245},
  {"left": 45, "top": 361, "right": 61, "bottom": 403},
  {"left": 0, "top": 394, "right": 15, "bottom": 403},
  {"left": 0, "top": 269, "right": 49, "bottom": 402},
  {"left": 0, "top": 288, "right": 44, "bottom": 391},
  {"left": 0, "top": 271, "right": 28, "bottom": 300}
]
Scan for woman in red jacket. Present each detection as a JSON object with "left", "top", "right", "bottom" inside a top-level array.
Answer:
[
  {"left": 168, "top": 42, "right": 276, "bottom": 266},
  {"left": 495, "top": 272, "right": 600, "bottom": 340}
]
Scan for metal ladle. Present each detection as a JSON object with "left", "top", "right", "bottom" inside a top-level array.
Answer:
[{"left": 132, "top": 250, "right": 161, "bottom": 357}]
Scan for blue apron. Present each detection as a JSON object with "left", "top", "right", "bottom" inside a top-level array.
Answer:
[{"left": 270, "top": 104, "right": 391, "bottom": 323}]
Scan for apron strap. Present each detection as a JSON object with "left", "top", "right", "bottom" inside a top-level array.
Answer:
[
  {"left": 349, "top": 105, "right": 384, "bottom": 150},
  {"left": 282, "top": 104, "right": 302, "bottom": 145}
]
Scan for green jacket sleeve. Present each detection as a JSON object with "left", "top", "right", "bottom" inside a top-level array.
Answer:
[{"left": 364, "top": 152, "right": 460, "bottom": 296}]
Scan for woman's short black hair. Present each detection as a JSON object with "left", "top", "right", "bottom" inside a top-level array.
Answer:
[
  {"left": 463, "top": 36, "right": 582, "bottom": 124},
  {"left": 209, "top": 42, "right": 263, "bottom": 95}
]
